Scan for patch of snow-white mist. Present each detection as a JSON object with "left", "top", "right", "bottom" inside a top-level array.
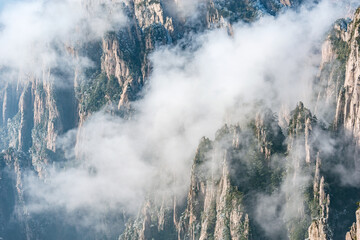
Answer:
[
  {"left": 26, "top": 0, "right": 353, "bottom": 229},
  {"left": 0, "top": 0, "right": 126, "bottom": 79}
]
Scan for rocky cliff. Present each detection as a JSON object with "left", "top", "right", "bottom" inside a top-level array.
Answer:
[
  {"left": 120, "top": 111, "right": 286, "bottom": 240},
  {"left": 345, "top": 209, "right": 360, "bottom": 240}
]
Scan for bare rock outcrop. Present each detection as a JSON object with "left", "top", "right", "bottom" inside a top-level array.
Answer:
[
  {"left": 332, "top": 10, "right": 360, "bottom": 143},
  {"left": 345, "top": 209, "right": 360, "bottom": 240},
  {"left": 308, "top": 154, "right": 330, "bottom": 240}
]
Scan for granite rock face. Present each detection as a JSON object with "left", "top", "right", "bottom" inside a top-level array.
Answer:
[
  {"left": 120, "top": 115, "right": 285, "bottom": 240},
  {"left": 308, "top": 155, "right": 330, "bottom": 240},
  {"left": 329, "top": 9, "right": 360, "bottom": 145},
  {"left": 316, "top": 9, "right": 360, "bottom": 240},
  {"left": 345, "top": 209, "right": 360, "bottom": 240}
]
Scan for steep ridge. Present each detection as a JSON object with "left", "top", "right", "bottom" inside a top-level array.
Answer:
[
  {"left": 320, "top": 8, "right": 360, "bottom": 240},
  {"left": 120, "top": 110, "right": 285, "bottom": 240},
  {"left": 119, "top": 104, "right": 335, "bottom": 240},
  {"left": 118, "top": 97, "right": 359, "bottom": 240},
  {"left": 315, "top": 8, "right": 360, "bottom": 240}
]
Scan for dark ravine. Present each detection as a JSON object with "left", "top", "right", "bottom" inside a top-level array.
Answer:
[{"left": 1, "top": 0, "right": 360, "bottom": 240}]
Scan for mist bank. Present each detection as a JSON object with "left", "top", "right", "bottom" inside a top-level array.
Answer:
[{"left": 26, "top": 0, "right": 350, "bottom": 222}]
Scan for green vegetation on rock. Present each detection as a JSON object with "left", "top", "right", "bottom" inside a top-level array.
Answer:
[{"left": 80, "top": 73, "right": 122, "bottom": 113}]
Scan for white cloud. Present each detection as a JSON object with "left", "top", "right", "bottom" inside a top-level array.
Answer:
[
  {"left": 0, "top": 0, "right": 126, "bottom": 77},
  {"left": 24, "top": 0, "right": 357, "bottom": 231}
]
